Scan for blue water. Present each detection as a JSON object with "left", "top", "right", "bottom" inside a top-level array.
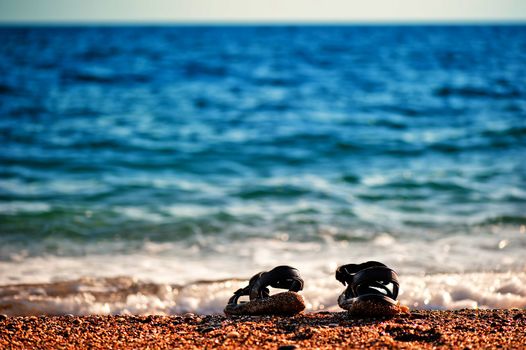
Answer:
[
  {"left": 2, "top": 25, "right": 525, "bottom": 244},
  {"left": 0, "top": 25, "right": 526, "bottom": 314}
]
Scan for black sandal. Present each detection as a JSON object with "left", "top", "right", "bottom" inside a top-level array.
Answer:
[
  {"left": 224, "top": 265, "right": 305, "bottom": 316},
  {"left": 336, "top": 261, "right": 403, "bottom": 317}
]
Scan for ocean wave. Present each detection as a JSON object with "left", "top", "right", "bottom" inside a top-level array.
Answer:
[
  {"left": 63, "top": 67, "right": 150, "bottom": 85},
  {"left": 478, "top": 215, "right": 526, "bottom": 226},
  {"left": 480, "top": 125, "right": 526, "bottom": 138},
  {"left": 0, "top": 83, "right": 17, "bottom": 95},
  {"left": 1, "top": 228, "right": 524, "bottom": 315},
  {"left": 0, "top": 201, "right": 51, "bottom": 214},
  {"left": 434, "top": 85, "right": 522, "bottom": 99},
  {"left": 1, "top": 272, "right": 525, "bottom": 316},
  {"left": 1, "top": 230, "right": 524, "bottom": 282}
]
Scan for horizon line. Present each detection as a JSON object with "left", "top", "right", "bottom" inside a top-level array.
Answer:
[{"left": 1, "top": 19, "right": 525, "bottom": 27}]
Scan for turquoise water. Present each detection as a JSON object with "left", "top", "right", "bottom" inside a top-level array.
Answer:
[{"left": 0, "top": 25, "right": 525, "bottom": 314}]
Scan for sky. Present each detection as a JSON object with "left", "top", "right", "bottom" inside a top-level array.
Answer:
[{"left": 0, "top": 0, "right": 525, "bottom": 23}]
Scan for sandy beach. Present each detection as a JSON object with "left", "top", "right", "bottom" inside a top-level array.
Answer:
[{"left": 1, "top": 309, "right": 524, "bottom": 349}]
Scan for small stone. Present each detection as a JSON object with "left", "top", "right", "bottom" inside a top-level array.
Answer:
[
  {"left": 278, "top": 345, "right": 299, "bottom": 350},
  {"left": 184, "top": 313, "right": 199, "bottom": 323},
  {"left": 199, "top": 326, "right": 215, "bottom": 333},
  {"left": 0, "top": 314, "right": 7, "bottom": 321},
  {"left": 227, "top": 331, "right": 240, "bottom": 338},
  {"left": 171, "top": 316, "right": 183, "bottom": 324},
  {"left": 399, "top": 305, "right": 411, "bottom": 313}
]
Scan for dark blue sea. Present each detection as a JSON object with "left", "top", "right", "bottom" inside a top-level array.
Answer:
[{"left": 0, "top": 25, "right": 525, "bottom": 315}]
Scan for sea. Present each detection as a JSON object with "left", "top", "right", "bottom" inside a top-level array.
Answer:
[{"left": 0, "top": 25, "right": 525, "bottom": 316}]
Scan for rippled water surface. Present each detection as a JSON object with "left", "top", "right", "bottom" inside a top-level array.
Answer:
[{"left": 0, "top": 26, "right": 525, "bottom": 314}]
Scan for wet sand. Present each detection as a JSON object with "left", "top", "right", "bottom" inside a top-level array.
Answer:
[{"left": 1, "top": 309, "right": 525, "bottom": 349}]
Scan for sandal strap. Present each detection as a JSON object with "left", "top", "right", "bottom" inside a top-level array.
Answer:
[
  {"left": 336, "top": 261, "right": 399, "bottom": 301},
  {"left": 352, "top": 266, "right": 399, "bottom": 299},
  {"left": 227, "top": 286, "right": 251, "bottom": 305},
  {"left": 335, "top": 261, "right": 387, "bottom": 286},
  {"left": 228, "top": 266, "right": 304, "bottom": 305},
  {"left": 249, "top": 265, "right": 304, "bottom": 300}
]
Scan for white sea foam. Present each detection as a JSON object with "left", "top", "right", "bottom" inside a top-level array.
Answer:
[
  {"left": 113, "top": 206, "right": 165, "bottom": 222},
  {"left": 1, "top": 272, "right": 525, "bottom": 316},
  {"left": 0, "top": 230, "right": 525, "bottom": 316},
  {"left": 0, "top": 178, "right": 109, "bottom": 197},
  {"left": 0, "top": 201, "right": 51, "bottom": 214}
]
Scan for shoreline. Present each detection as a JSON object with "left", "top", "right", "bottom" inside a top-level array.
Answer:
[{"left": 1, "top": 309, "right": 525, "bottom": 349}]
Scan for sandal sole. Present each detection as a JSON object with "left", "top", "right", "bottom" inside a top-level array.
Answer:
[{"left": 224, "top": 291, "right": 305, "bottom": 316}]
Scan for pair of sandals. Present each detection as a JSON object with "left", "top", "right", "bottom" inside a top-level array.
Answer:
[{"left": 225, "top": 261, "right": 401, "bottom": 317}]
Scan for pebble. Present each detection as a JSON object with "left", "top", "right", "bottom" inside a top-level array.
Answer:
[
  {"left": 184, "top": 313, "right": 200, "bottom": 323},
  {"left": 0, "top": 314, "right": 7, "bottom": 321},
  {"left": 0, "top": 310, "right": 524, "bottom": 348},
  {"left": 278, "top": 345, "right": 299, "bottom": 350},
  {"left": 199, "top": 326, "right": 215, "bottom": 333},
  {"left": 227, "top": 331, "right": 240, "bottom": 338}
]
